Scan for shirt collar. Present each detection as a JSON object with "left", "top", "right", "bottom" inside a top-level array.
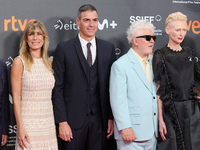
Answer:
[
  {"left": 78, "top": 34, "right": 96, "bottom": 48},
  {"left": 131, "top": 48, "right": 150, "bottom": 63}
]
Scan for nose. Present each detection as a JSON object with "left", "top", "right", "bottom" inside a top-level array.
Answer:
[
  {"left": 180, "top": 31, "right": 183, "bottom": 36},
  {"left": 33, "top": 34, "right": 37, "bottom": 39},
  {"left": 89, "top": 21, "right": 94, "bottom": 26},
  {"left": 180, "top": 31, "right": 185, "bottom": 36}
]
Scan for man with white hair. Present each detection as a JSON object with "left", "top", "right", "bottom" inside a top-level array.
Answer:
[{"left": 110, "top": 20, "right": 158, "bottom": 150}]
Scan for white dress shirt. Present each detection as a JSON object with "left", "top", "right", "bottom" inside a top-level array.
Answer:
[
  {"left": 132, "top": 48, "right": 152, "bottom": 88},
  {"left": 78, "top": 34, "right": 96, "bottom": 65}
]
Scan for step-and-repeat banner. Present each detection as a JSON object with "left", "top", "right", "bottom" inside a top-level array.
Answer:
[{"left": 1, "top": 0, "right": 200, "bottom": 149}]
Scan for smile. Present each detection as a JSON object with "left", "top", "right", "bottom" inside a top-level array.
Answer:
[{"left": 32, "top": 42, "right": 40, "bottom": 45}]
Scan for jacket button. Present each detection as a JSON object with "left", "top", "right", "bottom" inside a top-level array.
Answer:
[
  {"left": 154, "top": 113, "right": 156, "bottom": 116},
  {"left": 153, "top": 96, "right": 155, "bottom": 99}
]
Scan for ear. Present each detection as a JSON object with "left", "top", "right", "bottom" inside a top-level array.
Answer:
[
  {"left": 132, "top": 37, "right": 138, "bottom": 46},
  {"left": 165, "top": 26, "right": 170, "bottom": 35},
  {"left": 76, "top": 18, "right": 80, "bottom": 27}
]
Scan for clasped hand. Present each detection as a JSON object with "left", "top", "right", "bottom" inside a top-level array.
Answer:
[{"left": 121, "top": 127, "right": 137, "bottom": 142}]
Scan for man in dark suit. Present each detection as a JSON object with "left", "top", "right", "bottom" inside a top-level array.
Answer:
[
  {"left": 52, "top": 4, "right": 116, "bottom": 150},
  {"left": 0, "top": 59, "right": 9, "bottom": 149}
]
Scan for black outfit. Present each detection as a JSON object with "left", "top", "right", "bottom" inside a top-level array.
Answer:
[
  {"left": 153, "top": 46, "right": 200, "bottom": 150},
  {"left": 0, "top": 60, "right": 9, "bottom": 150},
  {"left": 52, "top": 36, "right": 116, "bottom": 150}
]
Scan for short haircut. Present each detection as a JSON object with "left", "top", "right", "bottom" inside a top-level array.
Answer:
[
  {"left": 165, "top": 12, "right": 187, "bottom": 27},
  {"left": 77, "top": 4, "right": 98, "bottom": 19},
  {"left": 126, "top": 20, "right": 155, "bottom": 45}
]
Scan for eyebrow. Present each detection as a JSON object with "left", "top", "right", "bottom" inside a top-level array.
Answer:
[
  {"left": 28, "top": 31, "right": 42, "bottom": 34},
  {"left": 83, "top": 17, "right": 98, "bottom": 20}
]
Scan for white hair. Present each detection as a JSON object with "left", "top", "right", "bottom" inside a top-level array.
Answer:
[{"left": 126, "top": 20, "right": 155, "bottom": 45}]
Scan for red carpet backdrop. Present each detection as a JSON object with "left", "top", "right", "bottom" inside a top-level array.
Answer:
[{"left": 0, "top": 0, "right": 200, "bottom": 149}]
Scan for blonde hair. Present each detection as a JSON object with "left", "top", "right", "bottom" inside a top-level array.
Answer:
[
  {"left": 19, "top": 20, "right": 54, "bottom": 74},
  {"left": 165, "top": 12, "right": 187, "bottom": 27}
]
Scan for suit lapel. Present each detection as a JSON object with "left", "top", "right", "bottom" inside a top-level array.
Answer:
[
  {"left": 74, "top": 36, "right": 88, "bottom": 79},
  {"left": 127, "top": 49, "right": 152, "bottom": 93},
  {"left": 96, "top": 38, "right": 103, "bottom": 75}
]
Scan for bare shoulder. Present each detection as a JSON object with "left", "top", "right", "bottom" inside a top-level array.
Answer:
[
  {"left": 12, "top": 57, "right": 23, "bottom": 67},
  {"left": 11, "top": 57, "right": 24, "bottom": 73}
]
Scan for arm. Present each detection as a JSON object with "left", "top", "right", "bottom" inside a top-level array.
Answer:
[
  {"left": 108, "top": 44, "right": 117, "bottom": 120},
  {"left": 109, "top": 62, "right": 137, "bottom": 142},
  {"left": 1, "top": 135, "right": 8, "bottom": 146},
  {"left": 106, "top": 44, "right": 116, "bottom": 139},
  {"left": 52, "top": 44, "right": 72, "bottom": 142},
  {"left": 157, "top": 84, "right": 167, "bottom": 141},
  {"left": 11, "top": 57, "right": 30, "bottom": 148},
  {"left": 107, "top": 119, "right": 114, "bottom": 139},
  {"left": 58, "top": 122, "right": 73, "bottom": 142},
  {"left": 1, "top": 62, "right": 9, "bottom": 146},
  {"left": 121, "top": 127, "right": 137, "bottom": 142},
  {"left": 153, "top": 50, "right": 167, "bottom": 141}
]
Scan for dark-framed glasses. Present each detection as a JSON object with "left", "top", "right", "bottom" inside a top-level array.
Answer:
[{"left": 136, "top": 35, "right": 156, "bottom": 42}]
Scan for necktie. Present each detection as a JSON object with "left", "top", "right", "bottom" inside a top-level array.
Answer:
[{"left": 87, "top": 42, "right": 92, "bottom": 66}]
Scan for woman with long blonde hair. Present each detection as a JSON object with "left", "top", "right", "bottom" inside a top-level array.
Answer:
[{"left": 11, "top": 20, "right": 58, "bottom": 150}]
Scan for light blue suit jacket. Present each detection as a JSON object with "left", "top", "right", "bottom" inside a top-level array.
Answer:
[{"left": 110, "top": 48, "right": 158, "bottom": 141}]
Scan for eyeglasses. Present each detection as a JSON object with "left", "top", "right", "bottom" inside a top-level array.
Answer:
[{"left": 136, "top": 35, "right": 156, "bottom": 42}]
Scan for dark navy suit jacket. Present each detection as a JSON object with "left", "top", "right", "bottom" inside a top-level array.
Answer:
[
  {"left": 0, "top": 59, "right": 9, "bottom": 149},
  {"left": 52, "top": 36, "right": 116, "bottom": 130}
]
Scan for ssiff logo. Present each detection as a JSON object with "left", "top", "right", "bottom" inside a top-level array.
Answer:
[
  {"left": 129, "top": 15, "right": 200, "bottom": 34},
  {"left": 54, "top": 19, "right": 117, "bottom": 30},
  {"left": 130, "top": 15, "right": 162, "bottom": 23}
]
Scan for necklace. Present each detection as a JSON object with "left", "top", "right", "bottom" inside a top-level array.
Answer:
[{"left": 167, "top": 44, "right": 182, "bottom": 52}]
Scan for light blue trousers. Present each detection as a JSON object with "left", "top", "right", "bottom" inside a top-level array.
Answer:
[{"left": 116, "top": 135, "right": 156, "bottom": 150}]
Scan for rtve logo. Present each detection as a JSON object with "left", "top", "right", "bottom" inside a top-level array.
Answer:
[
  {"left": 4, "top": 16, "right": 35, "bottom": 31},
  {"left": 187, "top": 20, "right": 200, "bottom": 34},
  {"left": 54, "top": 19, "right": 117, "bottom": 31}
]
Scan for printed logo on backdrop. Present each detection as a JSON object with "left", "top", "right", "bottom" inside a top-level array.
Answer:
[
  {"left": 129, "top": 14, "right": 200, "bottom": 35},
  {"left": 7, "top": 125, "right": 17, "bottom": 147},
  {"left": 115, "top": 48, "right": 121, "bottom": 56},
  {"left": 4, "top": 16, "right": 36, "bottom": 31},
  {"left": 172, "top": 0, "right": 200, "bottom": 4},
  {"left": 5, "top": 56, "right": 14, "bottom": 105},
  {"left": 54, "top": 19, "right": 117, "bottom": 30},
  {"left": 129, "top": 15, "right": 163, "bottom": 35}
]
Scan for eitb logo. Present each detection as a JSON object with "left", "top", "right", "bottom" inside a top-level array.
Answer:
[{"left": 54, "top": 19, "right": 118, "bottom": 31}]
